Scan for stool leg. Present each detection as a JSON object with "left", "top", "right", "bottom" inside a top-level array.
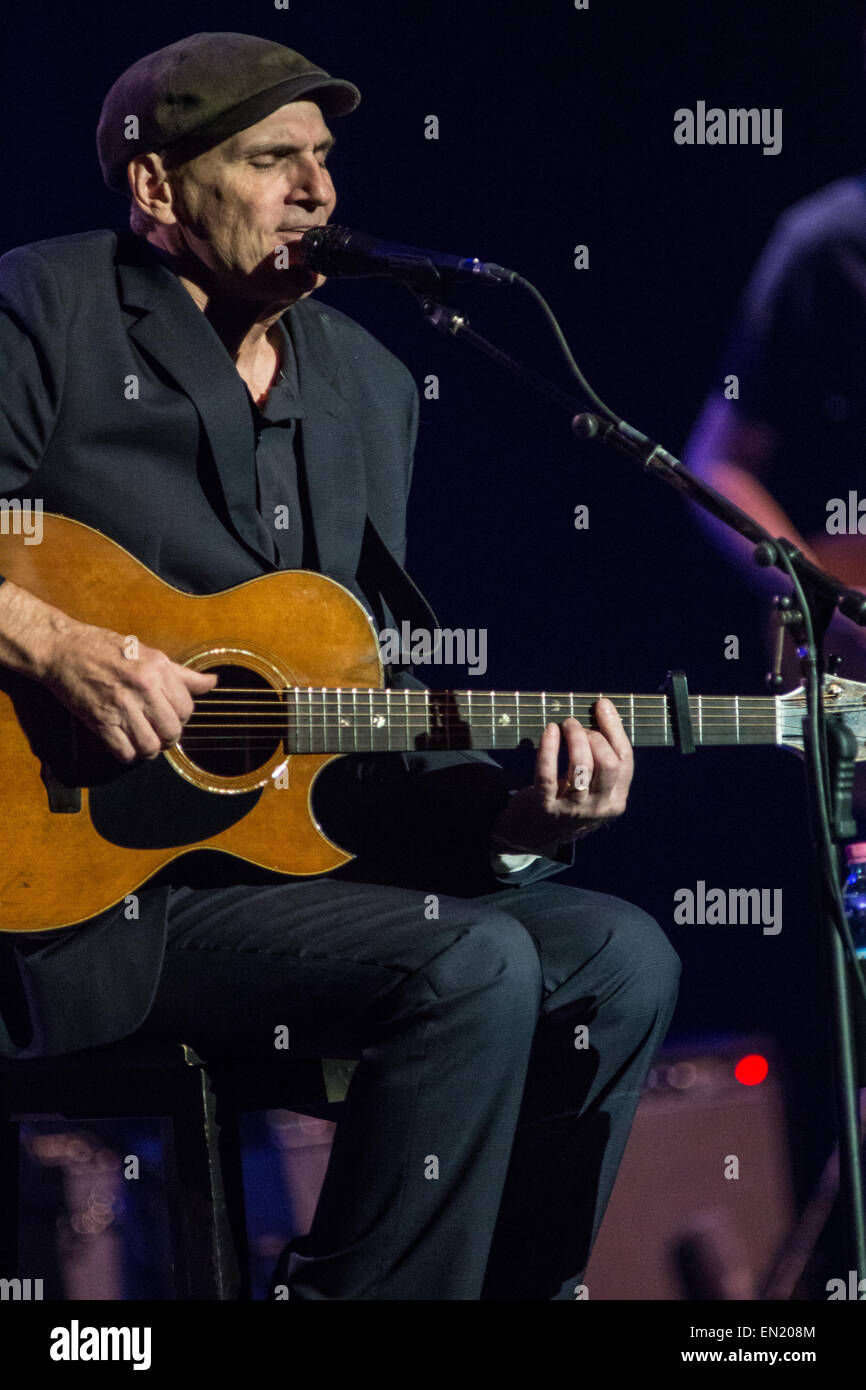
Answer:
[
  {"left": 162, "top": 1066, "right": 250, "bottom": 1300},
  {"left": 214, "top": 1106, "right": 251, "bottom": 1301}
]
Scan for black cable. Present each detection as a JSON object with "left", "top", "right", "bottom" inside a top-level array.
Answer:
[
  {"left": 772, "top": 543, "right": 866, "bottom": 1009},
  {"left": 512, "top": 274, "right": 620, "bottom": 421}
]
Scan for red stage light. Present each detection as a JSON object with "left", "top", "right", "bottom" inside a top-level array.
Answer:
[{"left": 735, "top": 1054, "right": 768, "bottom": 1086}]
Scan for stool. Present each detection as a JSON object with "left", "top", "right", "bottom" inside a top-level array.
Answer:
[{"left": 0, "top": 1038, "right": 357, "bottom": 1299}]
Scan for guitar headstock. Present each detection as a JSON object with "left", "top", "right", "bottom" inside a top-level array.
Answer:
[{"left": 778, "top": 676, "right": 866, "bottom": 760}]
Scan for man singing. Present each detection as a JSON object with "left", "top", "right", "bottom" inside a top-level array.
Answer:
[{"left": 0, "top": 31, "right": 679, "bottom": 1299}]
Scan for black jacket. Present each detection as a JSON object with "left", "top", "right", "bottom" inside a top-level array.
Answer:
[{"left": 0, "top": 229, "right": 566, "bottom": 1058}]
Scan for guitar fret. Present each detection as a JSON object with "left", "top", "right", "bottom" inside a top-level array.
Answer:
[
  {"left": 697, "top": 695, "right": 702, "bottom": 746},
  {"left": 735, "top": 695, "right": 740, "bottom": 745},
  {"left": 629, "top": 691, "right": 634, "bottom": 743}
]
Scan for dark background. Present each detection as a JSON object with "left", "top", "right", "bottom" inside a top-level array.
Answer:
[{"left": 4, "top": 0, "right": 866, "bottom": 1241}]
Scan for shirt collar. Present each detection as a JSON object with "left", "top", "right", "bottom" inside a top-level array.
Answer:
[{"left": 255, "top": 317, "right": 305, "bottom": 423}]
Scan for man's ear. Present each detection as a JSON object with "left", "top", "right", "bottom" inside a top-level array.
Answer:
[{"left": 127, "top": 153, "right": 177, "bottom": 226}]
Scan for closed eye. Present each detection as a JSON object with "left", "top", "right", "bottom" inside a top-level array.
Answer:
[
  {"left": 244, "top": 138, "right": 335, "bottom": 171},
  {"left": 250, "top": 157, "right": 331, "bottom": 171}
]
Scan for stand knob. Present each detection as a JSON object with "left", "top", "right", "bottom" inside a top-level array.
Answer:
[{"left": 767, "top": 594, "right": 801, "bottom": 688}]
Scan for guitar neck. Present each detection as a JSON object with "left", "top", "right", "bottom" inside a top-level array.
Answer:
[{"left": 273, "top": 689, "right": 780, "bottom": 754}]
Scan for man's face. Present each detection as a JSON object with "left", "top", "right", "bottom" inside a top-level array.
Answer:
[{"left": 160, "top": 100, "right": 337, "bottom": 305}]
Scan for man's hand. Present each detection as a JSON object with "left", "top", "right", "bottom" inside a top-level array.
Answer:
[
  {"left": 491, "top": 699, "right": 634, "bottom": 856},
  {"left": 42, "top": 616, "right": 217, "bottom": 765},
  {"left": 0, "top": 579, "right": 216, "bottom": 765}
]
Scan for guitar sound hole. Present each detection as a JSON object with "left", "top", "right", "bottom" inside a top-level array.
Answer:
[{"left": 179, "top": 663, "right": 283, "bottom": 777}]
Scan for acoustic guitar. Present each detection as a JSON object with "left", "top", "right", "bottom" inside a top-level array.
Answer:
[{"left": 0, "top": 513, "right": 862, "bottom": 932}]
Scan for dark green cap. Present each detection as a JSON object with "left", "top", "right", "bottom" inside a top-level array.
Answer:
[{"left": 97, "top": 31, "right": 361, "bottom": 192}]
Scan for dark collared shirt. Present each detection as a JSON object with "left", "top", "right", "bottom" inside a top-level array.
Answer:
[{"left": 247, "top": 321, "right": 317, "bottom": 570}]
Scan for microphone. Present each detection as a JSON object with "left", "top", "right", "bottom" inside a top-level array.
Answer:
[{"left": 297, "top": 225, "right": 516, "bottom": 287}]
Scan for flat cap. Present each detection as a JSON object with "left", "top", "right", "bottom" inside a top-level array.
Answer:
[{"left": 97, "top": 31, "right": 361, "bottom": 191}]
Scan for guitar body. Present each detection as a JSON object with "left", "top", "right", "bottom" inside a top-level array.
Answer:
[{"left": 0, "top": 514, "right": 383, "bottom": 931}]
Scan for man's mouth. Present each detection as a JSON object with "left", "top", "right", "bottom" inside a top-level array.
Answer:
[{"left": 266, "top": 230, "right": 323, "bottom": 279}]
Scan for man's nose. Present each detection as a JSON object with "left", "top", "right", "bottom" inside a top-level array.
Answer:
[{"left": 290, "top": 156, "right": 333, "bottom": 205}]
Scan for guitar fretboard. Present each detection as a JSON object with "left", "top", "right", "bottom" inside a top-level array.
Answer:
[{"left": 188, "top": 688, "right": 780, "bottom": 754}]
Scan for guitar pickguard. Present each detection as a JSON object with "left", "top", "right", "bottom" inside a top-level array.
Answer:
[{"left": 88, "top": 755, "right": 262, "bottom": 850}]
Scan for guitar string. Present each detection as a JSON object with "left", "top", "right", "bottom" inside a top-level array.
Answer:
[
  {"left": 133, "top": 682, "right": 815, "bottom": 742},
  {"left": 177, "top": 711, "right": 804, "bottom": 742},
  {"left": 178, "top": 692, "right": 832, "bottom": 709},
  {"left": 179, "top": 715, "right": 787, "bottom": 726},
  {"left": 179, "top": 709, "right": 788, "bottom": 719},
  {"left": 181, "top": 690, "right": 795, "bottom": 699},
  {"left": 180, "top": 695, "right": 813, "bottom": 705},
  {"left": 171, "top": 690, "right": 835, "bottom": 738},
  {"left": 178, "top": 707, "right": 812, "bottom": 722},
  {"left": 180, "top": 695, "right": 800, "bottom": 713}
]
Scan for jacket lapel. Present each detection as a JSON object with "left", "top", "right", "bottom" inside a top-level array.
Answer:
[
  {"left": 280, "top": 301, "right": 367, "bottom": 588},
  {"left": 115, "top": 237, "right": 279, "bottom": 569},
  {"left": 115, "top": 236, "right": 368, "bottom": 582}
]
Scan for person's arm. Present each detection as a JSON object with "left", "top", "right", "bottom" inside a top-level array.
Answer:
[
  {"left": 0, "top": 243, "right": 217, "bottom": 761},
  {"left": 0, "top": 579, "right": 65, "bottom": 681},
  {"left": 0, "top": 577, "right": 216, "bottom": 762},
  {"left": 686, "top": 192, "right": 866, "bottom": 597},
  {"left": 685, "top": 390, "right": 866, "bottom": 580},
  {"left": 686, "top": 393, "right": 866, "bottom": 678},
  {"left": 684, "top": 393, "right": 815, "bottom": 582},
  {"left": 363, "top": 340, "right": 630, "bottom": 884}
]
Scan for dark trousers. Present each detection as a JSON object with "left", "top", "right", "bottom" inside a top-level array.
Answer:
[{"left": 131, "top": 875, "right": 680, "bottom": 1299}]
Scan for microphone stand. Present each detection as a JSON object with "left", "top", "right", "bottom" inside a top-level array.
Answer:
[{"left": 409, "top": 282, "right": 866, "bottom": 1288}]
